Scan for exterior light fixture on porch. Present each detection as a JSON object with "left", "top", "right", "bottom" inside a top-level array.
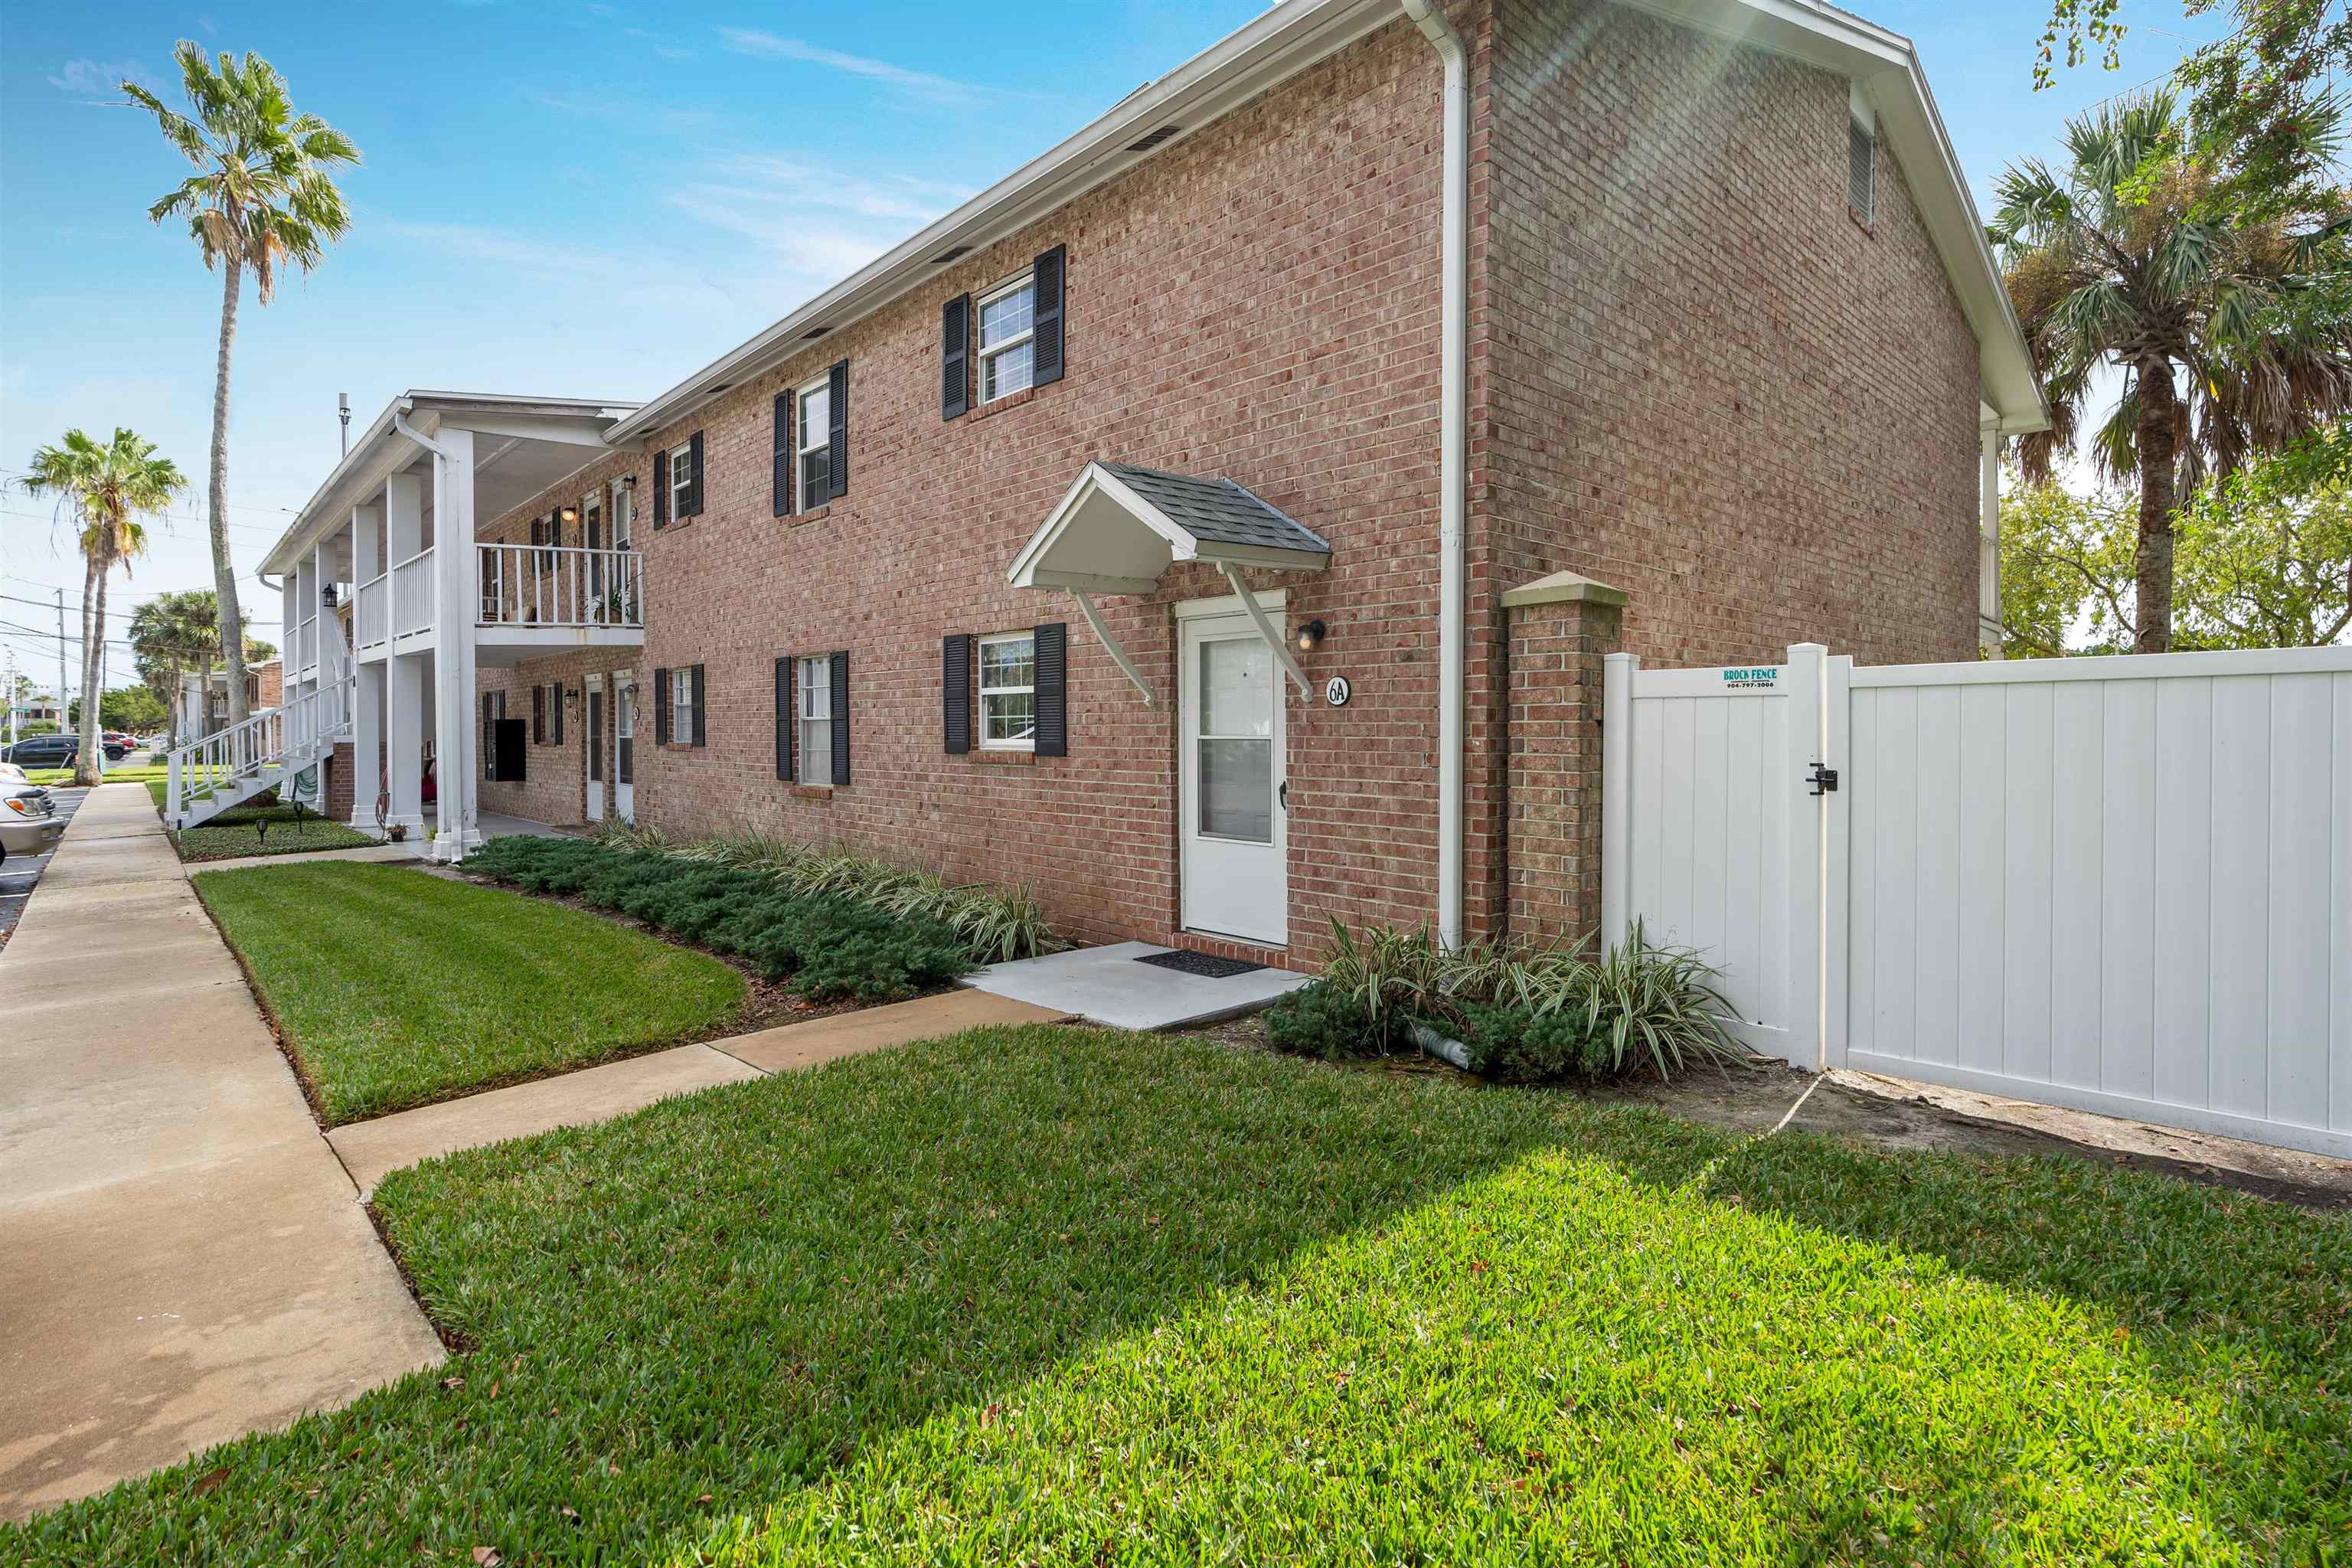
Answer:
[
  {"left": 1295, "top": 619, "right": 1326, "bottom": 653},
  {"left": 621, "top": 473, "right": 637, "bottom": 492},
  {"left": 558, "top": 504, "right": 580, "bottom": 526}
]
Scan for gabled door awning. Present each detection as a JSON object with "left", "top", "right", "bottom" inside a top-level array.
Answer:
[{"left": 1008, "top": 461, "right": 1331, "bottom": 705}]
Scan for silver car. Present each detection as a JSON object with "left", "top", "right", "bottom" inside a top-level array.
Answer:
[{"left": 0, "top": 782, "right": 64, "bottom": 865}]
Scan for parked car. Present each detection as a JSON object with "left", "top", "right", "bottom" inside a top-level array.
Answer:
[
  {"left": 2, "top": 734, "right": 77, "bottom": 769},
  {"left": 0, "top": 782, "right": 64, "bottom": 866}
]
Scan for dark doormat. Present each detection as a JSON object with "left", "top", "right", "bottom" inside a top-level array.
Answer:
[{"left": 1136, "top": 949, "right": 1266, "bottom": 979}]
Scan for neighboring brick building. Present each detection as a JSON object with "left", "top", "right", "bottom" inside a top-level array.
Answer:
[{"left": 260, "top": 0, "right": 2041, "bottom": 964}]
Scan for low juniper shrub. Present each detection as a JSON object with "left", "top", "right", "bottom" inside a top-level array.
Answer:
[
  {"left": 462, "top": 837, "right": 972, "bottom": 1000},
  {"left": 1449, "top": 1001, "right": 1613, "bottom": 1084},
  {"left": 1262, "top": 978, "right": 1403, "bottom": 1061}
]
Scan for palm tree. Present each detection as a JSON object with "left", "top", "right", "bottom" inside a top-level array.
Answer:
[
  {"left": 18, "top": 430, "right": 188, "bottom": 786},
  {"left": 123, "top": 44, "right": 358, "bottom": 728},
  {"left": 1988, "top": 90, "right": 2352, "bottom": 652},
  {"left": 130, "top": 589, "right": 220, "bottom": 745}
]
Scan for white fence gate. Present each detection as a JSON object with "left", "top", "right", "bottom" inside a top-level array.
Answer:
[{"left": 1604, "top": 642, "right": 2352, "bottom": 1161}]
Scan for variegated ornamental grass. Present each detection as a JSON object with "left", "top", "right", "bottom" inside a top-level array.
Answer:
[{"left": 9, "top": 1027, "right": 2344, "bottom": 1566}]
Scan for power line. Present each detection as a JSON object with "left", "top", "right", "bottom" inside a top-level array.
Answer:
[{"left": 0, "top": 589, "right": 280, "bottom": 629}]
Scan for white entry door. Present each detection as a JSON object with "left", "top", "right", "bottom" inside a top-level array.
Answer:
[
  {"left": 613, "top": 677, "right": 636, "bottom": 823},
  {"left": 1180, "top": 603, "right": 1287, "bottom": 945},
  {"left": 584, "top": 676, "right": 606, "bottom": 822}
]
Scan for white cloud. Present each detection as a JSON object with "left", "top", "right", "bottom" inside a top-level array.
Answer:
[
  {"left": 663, "top": 194, "right": 893, "bottom": 278},
  {"left": 47, "top": 59, "right": 159, "bottom": 96},
  {"left": 715, "top": 29, "right": 1007, "bottom": 108},
  {"left": 704, "top": 155, "right": 975, "bottom": 223}
]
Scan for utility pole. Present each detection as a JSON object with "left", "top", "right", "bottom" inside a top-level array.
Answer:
[{"left": 56, "top": 589, "right": 67, "bottom": 746}]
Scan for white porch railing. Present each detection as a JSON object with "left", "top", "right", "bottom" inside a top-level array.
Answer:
[
  {"left": 297, "top": 614, "right": 319, "bottom": 674},
  {"left": 164, "top": 668, "right": 354, "bottom": 828},
  {"left": 355, "top": 571, "right": 389, "bottom": 649},
  {"left": 479, "top": 543, "right": 643, "bottom": 629},
  {"left": 393, "top": 547, "right": 436, "bottom": 638}
]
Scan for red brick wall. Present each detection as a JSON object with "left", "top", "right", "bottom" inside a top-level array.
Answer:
[
  {"left": 328, "top": 740, "right": 354, "bottom": 824},
  {"left": 1470, "top": 0, "right": 1984, "bottom": 933},
  {"left": 1503, "top": 592, "right": 1622, "bottom": 943}
]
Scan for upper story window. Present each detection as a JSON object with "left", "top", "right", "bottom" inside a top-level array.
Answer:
[
  {"left": 978, "top": 632, "right": 1035, "bottom": 750},
  {"left": 978, "top": 273, "right": 1036, "bottom": 403},
  {"left": 668, "top": 442, "right": 695, "bottom": 522},
  {"left": 796, "top": 654, "right": 832, "bottom": 784},
  {"left": 796, "top": 377, "right": 831, "bottom": 510},
  {"left": 612, "top": 479, "right": 632, "bottom": 548}
]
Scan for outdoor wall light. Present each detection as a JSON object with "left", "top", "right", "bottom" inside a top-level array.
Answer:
[
  {"left": 1295, "top": 619, "right": 1327, "bottom": 654},
  {"left": 621, "top": 473, "right": 638, "bottom": 492},
  {"left": 558, "top": 504, "right": 580, "bottom": 526}
]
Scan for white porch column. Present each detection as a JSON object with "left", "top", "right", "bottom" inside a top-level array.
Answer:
[
  {"left": 429, "top": 428, "right": 480, "bottom": 861},
  {"left": 385, "top": 650, "right": 424, "bottom": 839},
  {"left": 386, "top": 471, "right": 424, "bottom": 561},
  {"left": 350, "top": 505, "right": 384, "bottom": 828}
]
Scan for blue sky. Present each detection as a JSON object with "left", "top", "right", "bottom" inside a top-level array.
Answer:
[{"left": 0, "top": 0, "right": 2229, "bottom": 692}]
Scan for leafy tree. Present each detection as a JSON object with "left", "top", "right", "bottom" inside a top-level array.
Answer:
[
  {"left": 1999, "top": 433, "right": 2352, "bottom": 651},
  {"left": 1988, "top": 90, "right": 2352, "bottom": 652},
  {"left": 2038, "top": 0, "right": 2352, "bottom": 211},
  {"left": 123, "top": 44, "right": 358, "bottom": 733},
  {"left": 15, "top": 430, "right": 188, "bottom": 784}
]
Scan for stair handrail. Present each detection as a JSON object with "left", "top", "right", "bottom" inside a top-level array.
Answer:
[{"left": 165, "top": 665, "right": 357, "bottom": 827}]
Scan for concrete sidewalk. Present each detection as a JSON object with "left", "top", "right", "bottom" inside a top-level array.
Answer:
[{"left": 0, "top": 783, "right": 443, "bottom": 1522}]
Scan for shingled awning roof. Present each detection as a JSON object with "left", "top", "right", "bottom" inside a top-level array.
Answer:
[{"left": 1007, "top": 461, "right": 1331, "bottom": 594}]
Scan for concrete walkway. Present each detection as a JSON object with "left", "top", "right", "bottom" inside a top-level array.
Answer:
[
  {"left": 189, "top": 841, "right": 421, "bottom": 875},
  {"left": 328, "top": 988, "right": 1067, "bottom": 1196},
  {"left": 0, "top": 784, "right": 444, "bottom": 1522}
]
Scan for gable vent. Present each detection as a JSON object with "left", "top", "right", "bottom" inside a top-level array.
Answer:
[
  {"left": 929, "top": 245, "right": 973, "bottom": 264},
  {"left": 1125, "top": 124, "right": 1182, "bottom": 153},
  {"left": 1847, "top": 117, "right": 1874, "bottom": 224}
]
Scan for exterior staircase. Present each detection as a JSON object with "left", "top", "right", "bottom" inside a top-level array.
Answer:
[{"left": 166, "top": 670, "right": 356, "bottom": 830}]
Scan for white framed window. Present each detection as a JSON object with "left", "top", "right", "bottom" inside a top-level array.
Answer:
[
  {"left": 669, "top": 666, "right": 694, "bottom": 738},
  {"left": 610, "top": 479, "right": 633, "bottom": 549},
  {"left": 796, "top": 655, "right": 832, "bottom": 784},
  {"left": 978, "top": 632, "right": 1035, "bottom": 750},
  {"left": 978, "top": 273, "right": 1036, "bottom": 403},
  {"left": 668, "top": 442, "right": 694, "bottom": 522},
  {"left": 795, "top": 376, "right": 831, "bottom": 509}
]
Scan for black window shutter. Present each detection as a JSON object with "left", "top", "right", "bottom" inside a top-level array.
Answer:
[
  {"left": 771, "top": 392, "right": 792, "bottom": 518},
  {"left": 1034, "top": 621, "right": 1067, "bottom": 757},
  {"left": 691, "top": 663, "right": 707, "bottom": 746},
  {"left": 941, "top": 293, "right": 970, "bottom": 420},
  {"left": 826, "top": 360, "right": 849, "bottom": 502},
  {"left": 687, "top": 430, "right": 705, "bottom": 518},
  {"left": 551, "top": 684, "right": 564, "bottom": 746},
  {"left": 1032, "top": 245, "right": 1066, "bottom": 387},
  {"left": 774, "top": 657, "right": 792, "bottom": 779},
  {"left": 652, "top": 450, "right": 670, "bottom": 528},
  {"left": 653, "top": 666, "right": 670, "bottom": 744},
  {"left": 482, "top": 692, "right": 495, "bottom": 779},
  {"left": 943, "top": 633, "right": 972, "bottom": 754},
  {"left": 829, "top": 650, "right": 851, "bottom": 786},
  {"left": 533, "top": 684, "right": 546, "bottom": 744}
]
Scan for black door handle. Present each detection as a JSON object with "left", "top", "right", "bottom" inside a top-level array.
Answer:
[{"left": 1279, "top": 781, "right": 1288, "bottom": 811}]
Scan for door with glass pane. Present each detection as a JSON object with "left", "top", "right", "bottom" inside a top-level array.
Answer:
[
  {"left": 1180, "top": 606, "right": 1287, "bottom": 944},
  {"left": 584, "top": 677, "right": 605, "bottom": 822},
  {"left": 613, "top": 677, "right": 635, "bottom": 823}
]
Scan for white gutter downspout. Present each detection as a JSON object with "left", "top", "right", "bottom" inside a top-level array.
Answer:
[{"left": 1402, "top": 0, "right": 1468, "bottom": 948}]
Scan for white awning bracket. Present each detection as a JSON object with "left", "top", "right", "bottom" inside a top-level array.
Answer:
[
  {"left": 1219, "top": 564, "right": 1312, "bottom": 701},
  {"left": 1073, "top": 590, "right": 1156, "bottom": 707}
]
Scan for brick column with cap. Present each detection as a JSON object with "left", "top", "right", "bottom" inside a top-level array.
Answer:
[{"left": 1503, "top": 570, "right": 1627, "bottom": 945}]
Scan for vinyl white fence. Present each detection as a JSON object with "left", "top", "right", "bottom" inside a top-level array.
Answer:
[{"left": 1604, "top": 642, "right": 2352, "bottom": 1159}]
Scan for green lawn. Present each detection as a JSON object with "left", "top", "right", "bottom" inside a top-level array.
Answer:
[
  {"left": 22, "top": 763, "right": 168, "bottom": 787},
  {"left": 192, "top": 861, "right": 746, "bottom": 1124},
  {"left": 8, "top": 1026, "right": 2344, "bottom": 1566},
  {"left": 172, "top": 802, "right": 375, "bottom": 862}
]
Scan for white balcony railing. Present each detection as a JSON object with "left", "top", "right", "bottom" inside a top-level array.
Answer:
[
  {"left": 355, "top": 571, "right": 389, "bottom": 650},
  {"left": 297, "top": 614, "right": 318, "bottom": 673},
  {"left": 479, "top": 543, "right": 643, "bottom": 629},
  {"left": 393, "top": 547, "right": 436, "bottom": 639}
]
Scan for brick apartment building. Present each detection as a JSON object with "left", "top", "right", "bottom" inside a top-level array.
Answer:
[{"left": 254, "top": 0, "right": 2042, "bottom": 965}]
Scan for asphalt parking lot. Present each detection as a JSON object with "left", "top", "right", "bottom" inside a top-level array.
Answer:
[{"left": 0, "top": 783, "right": 90, "bottom": 947}]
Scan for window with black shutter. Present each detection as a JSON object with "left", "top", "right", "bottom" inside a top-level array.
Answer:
[
  {"left": 828, "top": 650, "right": 850, "bottom": 786},
  {"left": 533, "top": 684, "right": 546, "bottom": 745},
  {"left": 941, "top": 293, "right": 970, "bottom": 420},
  {"left": 686, "top": 430, "right": 705, "bottom": 518},
  {"left": 691, "top": 664, "right": 707, "bottom": 747},
  {"left": 550, "top": 683, "right": 564, "bottom": 746},
  {"left": 652, "top": 451, "right": 670, "bottom": 528},
  {"left": 1031, "top": 244, "right": 1065, "bottom": 387},
  {"left": 774, "top": 657, "right": 793, "bottom": 779},
  {"left": 772, "top": 392, "right": 792, "bottom": 518},
  {"left": 943, "top": 633, "right": 972, "bottom": 754},
  {"left": 825, "top": 360, "right": 848, "bottom": 501},
  {"left": 653, "top": 665, "right": 671, "bottom": 743},
  {"left": 1033, "top": 622, "right": 1067, "bottom": 757}
]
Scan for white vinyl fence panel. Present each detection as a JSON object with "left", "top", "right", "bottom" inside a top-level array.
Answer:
[
  {"left": 1832, "top": 648, "right": 2352, "bottom": 1159},
  {"left": 1604, "top": 641, "right": 2352, "bottom": 1160}
]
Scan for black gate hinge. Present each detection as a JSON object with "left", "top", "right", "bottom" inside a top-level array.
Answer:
[{"left": 1807, "top": 763, "right": 1839, "bottom": 795}]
